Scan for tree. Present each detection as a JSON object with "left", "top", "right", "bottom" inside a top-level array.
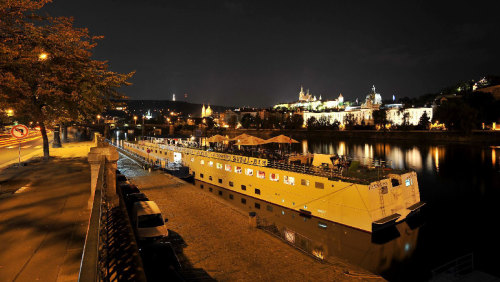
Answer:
[
  {"left": 344, "top": 114, "right": 355, "bottom": 130},
  {"left": 434, "top": 100, "right": 477, "bottom": 133},
  {"left": 240, "top": 114, "right": 254, "bottom": 129},
  {"left": 372, "top": 109, "right": 387, "bottom": 127},
  {"left": 228, "top": 115, "right": 238, "bottom": 128},
  {"left": 0, "top": 1, "right": 134, "bottom": 158},
  {"left": 306, "top": 116, "right": 317, "bottom": 130},
  {"left": 417, "top": 111, "right": 430, "bottom": 130}
]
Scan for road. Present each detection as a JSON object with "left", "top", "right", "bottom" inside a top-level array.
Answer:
[{"left": 0, "top": 131, "right": 51, "bottom": 168}]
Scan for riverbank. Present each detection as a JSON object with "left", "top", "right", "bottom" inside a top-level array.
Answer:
[
  {"left": 117, "top": 155, "right": 377, "bottom": 281},
  {"left": 198, "top": 129, "right": 500, "bottom": 144}
]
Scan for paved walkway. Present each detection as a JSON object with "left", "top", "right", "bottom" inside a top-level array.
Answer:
[
  {"left": 0, "top": 142, "right": 93, "bottom": 281},
  {"left": 119, "top": 155, "right": 375, "bottom": 281}
]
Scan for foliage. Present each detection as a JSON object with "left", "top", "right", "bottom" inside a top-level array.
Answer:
[
  {"left": 0, "top": 0, "right": 134, "bottom": 157},
  {"left": 240, "top": 114, "right": 254, "bottom": 129},
  {"left": 433, "top": 99, "right": 478, "bottom": 133},
  {"left": 417, "top": 111, "right": 430, "bottom": 130},
  {"left": 372, "top": 109, "right": 387, "bottom": 126},
  {"left": 228, "top": 115, "right": 238, "bottom": 128},
  {"left": 284, "top": 114, "right": 303, "bottom": 129}
]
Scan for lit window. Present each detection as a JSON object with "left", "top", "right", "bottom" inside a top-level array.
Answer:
[
  {"left": 200, "top": 159, "right": 205, "bottom": 165},
  {"left": 284, "top": 176, "right": 295, "bottom": 185},
  {"left": 235, "top": 166, "right": 242, "bottom": 174},
  {"left": 301, "top": 179, "right": 309, "bottom": 186},
  {"left": 191, "top": 157, "right": 194, "bottom": 162},
  {"left": 216, "top": 163, "right": 223, "bottom": 169},
  {"left": 208, "top": 161, "right": 213, "bottom": 167},
  {"left": 257, "top": 171, "right": 265, "bottom": 179},
  {"left": 270, "top": 173, "right": 279, "bottom": 182},
  {"left": 225, "top": 164, "right": 232, "bottom": 172},
  {"left": 405, "top": 178, "right": 412, "bottom": 187},
  {"left": 315, "top": 182, "right": 324, "bottom": 189},
  {"left": 245, "top": 168, "right": 253, "bottom": 176}
]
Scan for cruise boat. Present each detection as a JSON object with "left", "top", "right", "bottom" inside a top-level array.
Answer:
[{"left": 122, "top": 137, "right": 425, "bottom": 233}]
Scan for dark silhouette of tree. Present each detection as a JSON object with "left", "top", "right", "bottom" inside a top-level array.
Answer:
[
  {"left": 240, "top": 114, "right": 254, "bottom": 129},
  {"left": 0, "top": 0, "right": 134, "bottom": 158},
  {"left": 434, "top": 100, "right": 478, "bottom": 133},
  {"left": 372, "top": 109, "right": 387, "bottom": 127},
  {"left": 228, "top": 115, "right": 238, "bottom": 128},
  {"left": 417, "top": 111, "right": 430, "bottom": 130},
  {"left": 306, "top": 116, "right": 317, "bottom": 130}
]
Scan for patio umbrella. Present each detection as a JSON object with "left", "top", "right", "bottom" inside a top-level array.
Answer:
[
  {"left": 229, "top": 133, "right": 252, "bottom": 141},
  {"left": 264, "top": 134, "right": 299, "bottom": 144},
  {"left": 207, "top": 134, "right": 228, "bottom": 143},
  {"left": 235, "top": 135, "right": 266, "bottom": 146}
]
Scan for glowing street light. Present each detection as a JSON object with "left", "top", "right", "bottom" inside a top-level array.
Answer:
[
  {"left": 97, "top": 114, "right": 101, "bottom": 124},
  {"left": 134, "top": 116, "right": 138, "bottom": 124},
  {"left": 39, "top": 52, "right": 48, "bottom": 61}
]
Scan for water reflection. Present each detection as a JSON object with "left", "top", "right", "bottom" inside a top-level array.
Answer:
[
  {"left": 193, "top": 179, "right": 420, "bottom": 275},
  {"left": 303, "top": 139, "right": 452, "bottom": 174}
]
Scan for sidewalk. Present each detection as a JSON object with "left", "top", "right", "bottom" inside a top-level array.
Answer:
[
  {"left": 120, "top": 155, "right": 374, "bottom": 281},
  {"left": 0, "top": 142, "right": 94, "bottom": 281}
]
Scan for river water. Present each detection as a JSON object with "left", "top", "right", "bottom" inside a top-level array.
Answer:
[
  {"left": 298, "top": 138, "right": 500, "bottom": 280},
  {"left": 115, "top": 135, "right": 500, "bottom": 281}
]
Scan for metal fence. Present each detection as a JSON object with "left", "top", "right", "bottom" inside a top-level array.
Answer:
[{"left": 79, "top": 157, "right": 106, "bottom": 281}]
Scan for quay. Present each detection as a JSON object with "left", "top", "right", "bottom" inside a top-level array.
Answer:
[{"left": 118, "top": 151, "right": 380, "bottom": 281}]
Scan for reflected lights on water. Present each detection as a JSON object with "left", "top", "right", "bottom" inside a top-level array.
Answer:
[
  {"left": 493, "top": 148, "right": 497, "bottom": 167},
  {"left": 405, "top": 147, "right": 423, "bottom": 172}
]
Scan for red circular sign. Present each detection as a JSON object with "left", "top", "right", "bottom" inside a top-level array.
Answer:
[{"left": 11, "top": 124, "right": 29, "bottom": 139}]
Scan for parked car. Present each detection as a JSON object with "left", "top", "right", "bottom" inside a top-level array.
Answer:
[
  {"left": 132, "top": 201, "right": 168, "bottom": 241},
  {"left": 119, "top": 183, "right": 140, "bottom": 197},
  {"left": 125, "top": 192, "right": 149, "bottom": 212},
  {"left": 139, "top": 241, "right": 182, "bottom": 281}
]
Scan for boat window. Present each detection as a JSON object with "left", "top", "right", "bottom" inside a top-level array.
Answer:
[
  {"left": 255, "top": 203, "right": 261, "bottom": 209},
  {"left": 284, "top": 176, "right": 295, "bottom": 185},
  {"left": 209, "top": 187, "right": 213, "bottom": 192},
  {"left": 200, "top": 159, "right": 205, "bottom": 165},
  {"left": 301, "top": 179, "right": 309, "bottom": 186},
  {"left": 257, "top": 171, "right": 265, "bottom": 179},
  {"left": 209, "top": 176, "right": 212, "bottom": 181},
  {"left": 218, "top": 178, "right": 222, "bottom": 184},
  {"left": 391, "top": 179, "right": 400, "bottom": 187},
  {"left": 255, "top": 188, "right": 261, "bottom": 195},
  {"left": 270, "top": 173, "right": 279, "bottom": 182},
  {"left": 405, "top": 178, "right": 412, "bottom": 187},
  {"left": 225, "top": 164, "right": 232, "bottom": 172},
  {"left": 191, "top": 157, "right": 194, "bottom": 162},
  {"left": 216, "top": 163, "right": 223, "bottom": 169},
  {"left": 200, "top": 184, "right": 204, "bottom": 189},
  {"left": 245, "top": 168, "right": 253, "bottom": 176},
  {"left": 229, "top": 181, "right": 234, "bottom": 187},
  {"left": 315, "top": 182, "right": 324, "bottom": 189},
  {"left": 235, "top": 166, "right": 242, "bottom": 174},
  {"left": 218, "top": 191, "right": 222, "bottom": 196},
  {"left": 200, "top": 173, "right": 204, "bottom": 178},
  {"left": 241, "top": 198, "right": 246, "bottom": 204},
  {"left": 241, "top": 185, "right": 246, "bottom": 191},
  {"left": 229, "top": 194, "right": 234, "bottom": 200}
]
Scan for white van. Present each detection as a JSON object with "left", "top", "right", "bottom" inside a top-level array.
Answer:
[{"left": 132, "top": 201, "right": 168, "bottom": 241}]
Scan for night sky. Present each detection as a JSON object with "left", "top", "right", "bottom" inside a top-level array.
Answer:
[{"left": 44, "top": 0, "right": 500, "bottom": 107}]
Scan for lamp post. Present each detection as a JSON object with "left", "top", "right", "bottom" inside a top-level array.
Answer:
[
  {"left": 97, "top": 114, "right": 101, "bottom": 125},
  {"left": 134, "top": 116, "right": 138, "bottom": 125}
]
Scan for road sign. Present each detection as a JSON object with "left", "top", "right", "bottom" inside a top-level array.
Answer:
[{"left": 11, "top": 124, "right": 29, "bottom": 139}]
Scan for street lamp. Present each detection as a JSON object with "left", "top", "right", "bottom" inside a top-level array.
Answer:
[
  {"left": 97, "top": 114, "right": 101, "bottom": 124},
  {"left": 38, "top": 52, "right": 48, "bottom": 61},
  {"left": 133, "top": 116, "right": 138, "bottom": 124}
]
